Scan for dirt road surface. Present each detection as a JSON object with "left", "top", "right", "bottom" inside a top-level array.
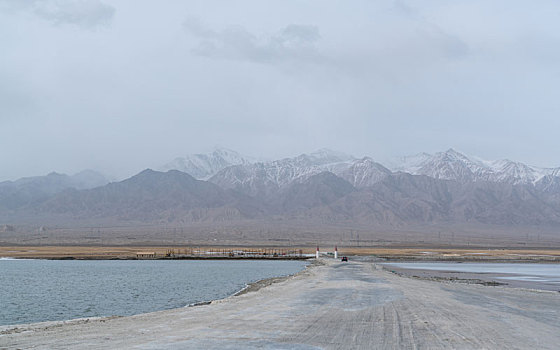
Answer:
[{"left": 2, "top": 259, "right": 559, "bottom": 349}]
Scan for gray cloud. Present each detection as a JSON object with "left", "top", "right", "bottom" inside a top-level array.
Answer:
[
  {"left": 0, "top": 0, "right": 114, "bottom": 28},
  {"left": 1, "top": 0, "right": 559, "bottom": 181},
  {"left": 411, "top": 23, "right": 470, "bottom": 61},
  {"left": 391, "top": 1, "right": 470, "bottom": 61},
  {"left": 0, "top": 82, "right": 36, "bottom": 122},
  {"left": 184, "top": 17, "right": 322, "bottom": 63}
]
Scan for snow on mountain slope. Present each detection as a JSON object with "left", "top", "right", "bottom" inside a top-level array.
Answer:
[
  {"left": 337, "top": 157, "right": 392, "bottom": 188},
  {"left": 486, "top": 159, "right": 542, "bottom": 184},
  {"left": 391, "top": 149, "right": 560, "bottom": 185},
  {"left": 417, "top": 149, "right": 495, "bottom": 183},
  {"left": 163, "top": 147, "right": 559, "bottom": 192},
  {"left": 209, "top": 150, "right": 394, "bottom": 195},
  {"left": 159, "top": 148, "right": 252, "bottom": 179},
  {"left": 208, "top": 149, "right": 356, "bottom": 196}
]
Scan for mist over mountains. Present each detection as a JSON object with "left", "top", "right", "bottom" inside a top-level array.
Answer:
[
  {"left": 159, "top": 148, "right": 253, "bottom": 180},
  {"left": 2, "top": 148, "right": 560, "bottom": 238}
]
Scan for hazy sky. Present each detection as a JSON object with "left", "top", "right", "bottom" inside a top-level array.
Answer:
[{"left": 1, "top": 0, "right": 560, "bottom": 181}]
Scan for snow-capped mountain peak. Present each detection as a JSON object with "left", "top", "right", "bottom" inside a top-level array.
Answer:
[
  {"left": 208, "top": 150, "right": 390, "bottom": 196},
  {"left": 413, "top": 149, "right": 479, "bottom": 182},
  {"left": 337, "top": 157, "right": 392, "bottom": 188},
  {"left": 486, "top": 159, "right": 546, "bottom": 185},
  {"left": 392, "top": 148, "right": 559, "bottom": 185},
  {"left": 162, "top": 147, "right": 560, "bottom": 193}
]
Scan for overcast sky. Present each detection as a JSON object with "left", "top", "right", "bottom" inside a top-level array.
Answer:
[{"left": 1, "top": 0, "right": 560, "bottom": 181}]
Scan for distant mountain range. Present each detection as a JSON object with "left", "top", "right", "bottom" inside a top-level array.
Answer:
[
  {"left": 0, "top": 170, "right": 109, "bottom": 211},
  {"left": 161, "top": 147, "right": 560, "bottom": 190},
  {"left": 2, "top": 148, "right": 560, "bottom": 233},
  {"left": 202, "top": 148, "right": 560, "bottom": 197},
  {"left": 392, "top": 148, "right": 560, "bottom": 187}
]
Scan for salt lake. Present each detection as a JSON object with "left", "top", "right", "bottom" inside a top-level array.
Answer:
[{"left": 0, "top": 259, "right": 307, "bottom": 326}]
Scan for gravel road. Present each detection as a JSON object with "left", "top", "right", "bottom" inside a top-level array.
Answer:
[{"left": 2, "top": 259, "right": 559, "bottom": 349}]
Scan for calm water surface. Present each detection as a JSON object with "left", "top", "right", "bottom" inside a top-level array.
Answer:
[
  {"left": 384, "top": 262, "right": 560, "bottom": 284},
  {"left": 0, "top": 259, "right": 306, "bottom": 326}
]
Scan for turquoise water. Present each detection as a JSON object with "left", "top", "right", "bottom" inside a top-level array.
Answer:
[
  {"left": 0, "top": 259, "right": 306, "bottom": 326},
  {"left": 383, "top": 262, "right": 560, "bottom": 284}
]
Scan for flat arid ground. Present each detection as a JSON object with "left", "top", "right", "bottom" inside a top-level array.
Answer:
[
  {"left": 2, "top": 259, "right": 559, "bottom": 349},
  {"left": 1, "top": 245, "right": 560, "bottom": 261}
]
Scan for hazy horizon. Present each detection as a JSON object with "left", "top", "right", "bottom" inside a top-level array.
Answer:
[{"left": 2, "top": 0, "right": 559, "bottom": 181}]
